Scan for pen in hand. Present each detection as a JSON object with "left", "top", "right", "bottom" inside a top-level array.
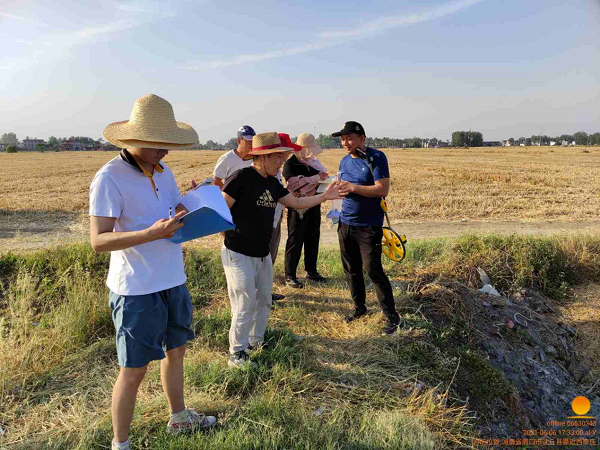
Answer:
[{"left": 169, "top": 207, "right": 172, "bottom": 219}]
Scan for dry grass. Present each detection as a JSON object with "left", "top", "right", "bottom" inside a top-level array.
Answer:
[
  {"left": 2, "top": 146, "right": 600, "bottom": 223},
  {"left": 560, "top": 284, "right": 600, "bottom": 378},
  {"left": 2, "top": 146, "right": 600, "bottom": 254}
]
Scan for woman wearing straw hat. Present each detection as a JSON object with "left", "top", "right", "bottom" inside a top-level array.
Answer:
[
  {"left": 221, "top": 132, "right": 340, "bottom": 368},
  {"left": 282, "top": 133, "right": 329, "bottom": 288},
  {"left": 90, "top": 94, "right": 217, "bottom": 450}
]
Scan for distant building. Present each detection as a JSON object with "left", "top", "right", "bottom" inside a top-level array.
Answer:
[
  {"left": 561, "top": 140, "right": 569, "bottom": 146},
  {"left": 550, "top": 141, "right": 556, "bottom": 146},
  {"left": 22, "top": 138, "right": 45, "bottom": 151},
  {"left": 59, "top": 140, "right": 88, "bottom": 151}
]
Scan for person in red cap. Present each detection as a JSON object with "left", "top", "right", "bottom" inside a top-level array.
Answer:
[
  {"left": 266, "top": 133, "right": 302, "bottom": 302},
  {"left": 221, "top": 132, "right": 339, "bottom": 368}
]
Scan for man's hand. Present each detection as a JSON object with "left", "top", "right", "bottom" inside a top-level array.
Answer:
[
  {"left": 148, "top": 210, "right": 186, "bottom": 240},
  {"left": 319, "top": 172, "right": 329, "bottom": 181},
  {"left": 337, "top": 181, "right": 356, "bottom": 197}
]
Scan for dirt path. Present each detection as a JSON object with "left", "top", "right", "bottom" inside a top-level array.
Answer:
[
  {"left": 2, "top": 219, "right": 600, "bottom": 254},
  {"left": 318, "top": 220, "right": 600, "bottom": 244}
]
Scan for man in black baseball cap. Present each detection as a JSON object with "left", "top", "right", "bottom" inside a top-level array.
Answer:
[
  {"left": 331, "top": 121, "right": 366, "bottom": 138},
  {"left": 332, "top": 121, "right": 402, "bottom": 335}
]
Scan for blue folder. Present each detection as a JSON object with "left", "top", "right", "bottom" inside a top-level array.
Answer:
[{"left": 169, "top": 185, "right": 235, "bottom": 244}]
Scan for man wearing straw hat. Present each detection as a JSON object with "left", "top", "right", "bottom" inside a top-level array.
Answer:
[
  {"left": 90, "top": 94, "right": 217, "bottom": 450},
  {"left": 212, "top": 125, "right": 286, "bottom": 303},
  {"left": 221, "top": 132, "right": 340, "bottom": 368},
  {"left": 331, "top": 121, "right": 402, "bottom": 336}
]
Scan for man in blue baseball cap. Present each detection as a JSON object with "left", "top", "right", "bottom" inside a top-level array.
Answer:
[{"left": 213, "top": 125, "right": 256, "bottom": 190}]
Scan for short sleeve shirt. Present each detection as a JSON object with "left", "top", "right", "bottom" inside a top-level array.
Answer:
[
  {"left": 338, "top": 147, "right": 390, "bottom": 227},
  {"left": 223, "top": 167, "right": 289, "bottom": 257},
  {"left": 213, "top": 150, "right": 252, "bottom": 181},
  {"left": 89, "top": 156, "right": 186, "bottom": 295}
]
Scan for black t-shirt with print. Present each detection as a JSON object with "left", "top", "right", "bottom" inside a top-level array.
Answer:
[{"left": 223, "top": 167, "right": 290, "bottom": 257}]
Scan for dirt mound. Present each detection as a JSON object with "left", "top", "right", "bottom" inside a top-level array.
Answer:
[{"left": 406, "top": 279, "right": 600, "bottom": 442}]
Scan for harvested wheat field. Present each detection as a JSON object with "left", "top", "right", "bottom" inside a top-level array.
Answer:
[{"left": 1, "top": 146, "right": 599, "bottom": 253}]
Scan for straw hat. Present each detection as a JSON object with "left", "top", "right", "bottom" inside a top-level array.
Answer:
[
  {"left": 103, "top": 94, "right": 199, "bottom": 149},
  {"left": 243, "top": 132, "right": 294, "bottom": 161},
  {"left": 296, "top": 132, "right": 323, "bottom": 156}
]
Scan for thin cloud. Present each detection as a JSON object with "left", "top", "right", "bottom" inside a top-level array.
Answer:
[
  {"left": 320, "top": 0, "right": 483, "bottom": 39},
  {"left": 187, "top": 41, "right": 339, "bottom": 70},
  {"left": 115, "top": 0, "right": 163, "bottom": 13},
  {"left": 187, "top": 0, "right": 483, "bottom": 70},
  {"left": 0, "top": 12, "right": 48, "bottom": 26},
  {"left": 10, "top": 3, "right": 177, "bottom": 51},
  {"left": 77, "top": 19, "right": 140, "bottom": 39},
  {"left": 114, "top": 0, "right": 176, "bottom": 17}
]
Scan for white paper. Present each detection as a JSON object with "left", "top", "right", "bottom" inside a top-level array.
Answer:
[
  {"left": 316, "top": 175, "right": 336, "bottom": 193},
  {"left": 181, "top": 185, "right": 233, "bottom": 223},
  {"left": 479, "top": 284, "right": 500, "bottom": 296}
]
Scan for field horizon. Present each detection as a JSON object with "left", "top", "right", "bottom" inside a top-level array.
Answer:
[{"left": 1, "top": 145, "right": 600, "bottom": 253}]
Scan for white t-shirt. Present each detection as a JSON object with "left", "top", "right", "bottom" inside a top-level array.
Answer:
[
  {"left": 213, "top": 149, "right": 252, "bottom": 182},
  {"left": 89, "top": 156, "right": 186, "bottom": 295}
]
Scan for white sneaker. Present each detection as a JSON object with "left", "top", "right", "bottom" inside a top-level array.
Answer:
[
  {"left": 166, "top": 408, "right": 217, "bottom": 435},
  {"left": 112, "top": 440, "right": 131, "bottom": 450},
  {"left": 228, "top": 350, "right": 254, "bottom": 368}
]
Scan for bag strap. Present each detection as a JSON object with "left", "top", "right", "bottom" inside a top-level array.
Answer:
[{"left": 357, "top": 147, "right": 384, "bottom": 200}]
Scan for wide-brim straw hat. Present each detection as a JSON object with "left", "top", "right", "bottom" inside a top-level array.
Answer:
[
  {"left": 243, "top": 132, "right": 294, "bottom": 161},
  {"left": 103, "top": 94, "right": 199, "bottom": 149},
  {"left": 296, "top": 132, "right": 323, "bottom": 156}
]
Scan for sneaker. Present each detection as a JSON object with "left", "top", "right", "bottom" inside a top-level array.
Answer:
[
  {"left": 344, "top": 308, "right": 367, "bottom": 323},
  {"left": 166, "top": 408, "right": 217, "bottom": 435},
  {"left": 112, "top": 440, "right": 131, "bottom": 450},
  {"left": 306, "top": 272, "right": 327, "bottom": 282},
  {"left": 272, "top": 293, "right": 285, "bottom": 301},
  {"left": 381, "top": 316, "right": 403, "bottom": 335},
  {"left": 285, "top": 277, "right": 304, "bottom": 288},
  {"left": 228, "top": 350, "right": 254, "bottom": 368}
]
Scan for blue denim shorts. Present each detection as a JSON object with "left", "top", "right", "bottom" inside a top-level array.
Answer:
[{"left": 109, "top": 284, "right": 195, "bottom": 368}]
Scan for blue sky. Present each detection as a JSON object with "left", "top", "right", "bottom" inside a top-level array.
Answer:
[{"left": 1, "top": 0, "right": 599, "bottom": 143}]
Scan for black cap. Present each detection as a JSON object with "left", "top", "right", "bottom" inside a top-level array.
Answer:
[{"left": 332, "top": 121, "right": 365, "bottom": 137}]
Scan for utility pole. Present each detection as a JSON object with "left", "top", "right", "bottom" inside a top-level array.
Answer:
[{"left": 539, "top": 125, "right": 543, "bottom": 146}]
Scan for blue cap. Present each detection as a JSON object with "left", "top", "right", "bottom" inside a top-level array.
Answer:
[{"left": 237, "top": 125, "right": 256, "bottom": 141}]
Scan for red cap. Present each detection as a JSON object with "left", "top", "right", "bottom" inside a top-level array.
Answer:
[{"left": 277, "top": 133, "right": 302, "bottom": 152}]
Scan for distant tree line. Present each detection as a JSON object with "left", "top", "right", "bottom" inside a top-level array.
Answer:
[
  {"left": 3, "top": 130, "right": 600, "bottom": 152},
  {"left": 506, "top": 132, "right": 600, "bottom": 146}
]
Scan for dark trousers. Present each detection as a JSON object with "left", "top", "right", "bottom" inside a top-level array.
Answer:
[
  {"left": 338, "top": 222, "right": 399, "bottom": 320},
  {"left": 284, "top": 204, "right": 321, "bottom": 278}
]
